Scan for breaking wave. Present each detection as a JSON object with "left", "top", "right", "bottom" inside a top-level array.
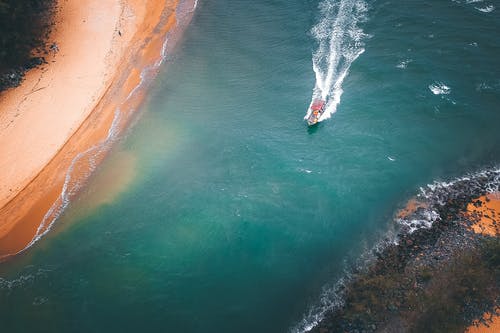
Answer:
[
  {"left": 305, "top": 0, "right": 369, "bottom": 122},
  {"left": 420, "top": 168, "right": 500, "bottom": 199},
  {"left": 429, "top": 81, "right": 451, "bottom": 95},
  {"left": 291, "top": 276, "right": 348, "bottom": 333},
  {"left": 21, "top": 107, "right": 123, "bottom": 254},
  {"left": 292, "top": 167, "right": 500, "bottom": 332},
  {"left": 397, "top": 168, "right": 500, "bottom": 233},
  {"left": 475, "top": 5, "right": 495, "bottom": 12},
  {"left": 396, "top": 58, "right": 412, "bottom": 69},
  {"left": 453, "top": 0, "right": 496, "bottom": 13}
]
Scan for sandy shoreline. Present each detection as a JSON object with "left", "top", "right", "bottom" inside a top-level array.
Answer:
[{"left": 0, "top": 0, "right": 191, "bottom": 259}]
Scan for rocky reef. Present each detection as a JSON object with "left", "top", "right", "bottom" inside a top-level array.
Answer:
[{"left": 310, "top": 169, "right": 500, "bottom": 333}]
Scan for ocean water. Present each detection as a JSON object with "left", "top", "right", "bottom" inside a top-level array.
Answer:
[{"left": 1, "top": 0, "right": 499, "bottom": 332}]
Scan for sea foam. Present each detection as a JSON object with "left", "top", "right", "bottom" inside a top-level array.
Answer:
[
  {"left": 429, "top": 81, "right": 451, "bottom": 95},
  {"left": 475, "top": 5, "right": 495, "bottom": 12},
  {"left": 396, "top": 59, "right": 412, "bottom": 69}
]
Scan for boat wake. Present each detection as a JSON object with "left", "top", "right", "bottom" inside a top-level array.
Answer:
[{"left": 305, "top": 0, "right": 368, "bottom": 123}]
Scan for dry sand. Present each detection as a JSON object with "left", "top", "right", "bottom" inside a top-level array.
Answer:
[
  {"left": 464, "top": 194, "right": 499, "bottom": 333},
  {"left": 0, "top": 0, "right": 181, "bottom": 259},
  {"left": 466, "top": 193, "right": 500, "bottom": 237},
  {"left": 466, "top": 308, "right": 500, "bottom": 333}
]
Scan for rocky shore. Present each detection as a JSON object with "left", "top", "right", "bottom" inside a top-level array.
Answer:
[{"left": 309, "top": 169, "right": 500, "bottom": 333}]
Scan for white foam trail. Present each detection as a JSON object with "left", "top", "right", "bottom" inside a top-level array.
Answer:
[{"left": 305, "top": 0, "right": 368, "bottom": 122}]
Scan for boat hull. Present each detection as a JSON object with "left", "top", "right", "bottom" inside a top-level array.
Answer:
[{"left": 306, "top": 99, "right": 326, "bottom": 126}]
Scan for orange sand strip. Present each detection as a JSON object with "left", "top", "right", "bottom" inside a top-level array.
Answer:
[
  {"left": 396, "top": 197, "right": 428, "bottom": 219},
  {"left": 466, "top": 193, "right": 500, "bottom": 237},
  {"left": 0, "top": 0, "right": 181, "bottom": 260},
  {"left": 464, "top": 195, "right": 499, "bottom": 332},
  {"left": 466, "top": 309, "right": 500, "bottom": 333}
]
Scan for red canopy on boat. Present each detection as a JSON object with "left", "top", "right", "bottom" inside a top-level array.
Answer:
[{"left": 311, "top": 100, "right": 325, "bottom": 111}]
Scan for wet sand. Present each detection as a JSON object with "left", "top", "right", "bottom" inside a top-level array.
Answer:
[
  {"left": 0, "top": 0, "right": 183, "bottom": 259},
  {"left": 396, "top": 197, "right": 428, "bottom": 219}
]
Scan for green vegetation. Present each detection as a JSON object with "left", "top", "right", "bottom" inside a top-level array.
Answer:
[
  {"left": 0, "top": 0, "right": 55, "bottom": 90},
  {"left": 316, "top": 237, "right": 499, "bottom": 333},
  {"left": 411, "top": 240, "right": 499, "bottom": 333}
]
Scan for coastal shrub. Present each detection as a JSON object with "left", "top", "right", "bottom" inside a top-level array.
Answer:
[
  {"left": 311, "top": 187, "right": 499, "bottom": 333},
  {"left": 481, "top": 238, "right": 500, "bottom": 271},
  {"left": 410, "top": 243, "right": 499, "bottom": 333},
  {"left": 316, "top": 236, "right": 499, "bottom": 333},
  {"left": 418, "top": 268, "right": 432, "bottom": 283},
  {"left": 0, "top": 0, "right": 55, "bottom": 90}
]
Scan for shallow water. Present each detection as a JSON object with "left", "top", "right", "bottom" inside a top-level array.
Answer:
[{"left": 1, "top": 0, "right": 499, "bottom": 332}]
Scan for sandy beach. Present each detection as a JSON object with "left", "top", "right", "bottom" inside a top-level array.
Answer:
[{"left": 0, "top": 0, "right": 182, "bottom": 259}]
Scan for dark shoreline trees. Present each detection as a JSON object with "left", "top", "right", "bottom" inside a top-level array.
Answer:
[{"left": 0, "top": 0, "right": 56, "bottom": 91}]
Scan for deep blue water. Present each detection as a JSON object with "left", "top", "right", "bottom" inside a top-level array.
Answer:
[{"left": 1, "top": 0, "right": 499, "bottom": 332}]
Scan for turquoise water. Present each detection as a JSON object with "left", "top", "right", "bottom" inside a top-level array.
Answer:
[{"left": 1, "top": 0, "right": 499, "bottom": 332}]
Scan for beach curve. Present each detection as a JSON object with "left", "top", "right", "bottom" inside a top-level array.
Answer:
[{"left": 0, "top": 0, "right": 196, "bottom": 260}]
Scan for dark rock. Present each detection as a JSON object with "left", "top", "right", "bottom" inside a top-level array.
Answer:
[{"left": 307, "top": 169, "right": 500, "bottom": 333}]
